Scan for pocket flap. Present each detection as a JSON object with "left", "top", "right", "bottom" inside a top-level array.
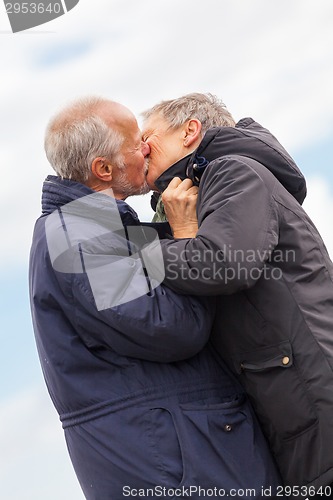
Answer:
[{"left": 234, "top": 340, "right": 293, "bottom": 374}]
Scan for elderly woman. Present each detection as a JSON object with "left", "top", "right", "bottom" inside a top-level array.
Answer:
[{"left": 142, "top": 93, "right": 333, "bottom": 492}]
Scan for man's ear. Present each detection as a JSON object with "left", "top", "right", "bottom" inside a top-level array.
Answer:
[
  {"left": 91, "top": 157, "right": 113, "bottom": 182},
  {"left": 183, "top": 119, "right": 202, "bottom": 148}
]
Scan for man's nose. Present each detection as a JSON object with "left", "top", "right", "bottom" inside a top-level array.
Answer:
[{"left": 142, "top": 141, "right": 150, "bottom": 156}]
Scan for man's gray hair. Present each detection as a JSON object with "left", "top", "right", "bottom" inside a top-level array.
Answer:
[
  {"left": 142, "top": 93, "right": 236, "bottom": 135},
  {"left": 44, "top": 97, "right": 124, "bottom": 184}
]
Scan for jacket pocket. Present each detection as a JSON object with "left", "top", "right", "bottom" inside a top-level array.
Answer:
[
  {"left": 147, "top": 407, "right": 184, "bottom": 488},
  {"left": 234, "top": 340, "right": 318, "bottom": 440},
  {"left": 150, "top": 393, "right": 280, "bottom": 492}
]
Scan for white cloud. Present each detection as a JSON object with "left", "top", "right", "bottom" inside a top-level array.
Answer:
[{"left": 0, "top": 385, "right": 84, "bottom": 500}]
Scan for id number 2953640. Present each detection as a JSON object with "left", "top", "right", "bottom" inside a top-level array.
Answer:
[
  {"left": 276, "top": 484, "right": 332, "bottom": 497},
  {"left": 5, "top": 3, "right": 62, "bottom": 14}
]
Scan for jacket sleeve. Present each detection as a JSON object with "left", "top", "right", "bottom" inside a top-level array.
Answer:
[
  {"left": 158, "top": 155, "right": 280, "bottom": 295},
  {"left": 67, "top": 258, "right": 215, "bottom": 363},
  {"left": 44, "top": 194, "right": 215, "bottom": 363}
]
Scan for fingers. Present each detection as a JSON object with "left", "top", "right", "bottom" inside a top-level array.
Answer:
[
  {"left": 177, "top": 178, "right": 194, "bottom": 191},
  {"left": 166, "top": 177, "right": 194, "bottom": 190},
  {"left": 167, "top": 177, "right": 183, "bottom": 189},
  {"left": 186, "top": 186, "right": 199, "bottom": 196},
  {"left": 163, "top": 178, "right": 196, "bottom": 196},
  {"left": 162, "top": 177, "right": 198, "bottom": 206}
]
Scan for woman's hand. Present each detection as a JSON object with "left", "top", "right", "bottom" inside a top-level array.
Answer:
[{"left": 162, "top": 177, "right": 198, "bottom": 238}]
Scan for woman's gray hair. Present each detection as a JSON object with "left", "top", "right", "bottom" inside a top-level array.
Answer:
[
  {"left": 142, "top": 93, "right": 235, "bottom": 135},
  {"left": 44, "top": 97, "right": 124, "bottom": 183}
]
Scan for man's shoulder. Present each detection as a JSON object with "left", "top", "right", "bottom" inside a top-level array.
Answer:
[{"left": 116, "top": 199, "right": 140, "bottom": 226}]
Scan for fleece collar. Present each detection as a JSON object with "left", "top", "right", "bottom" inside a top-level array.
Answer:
[{"left": 41, "top": 175, "right": 140, "bottom": 226}]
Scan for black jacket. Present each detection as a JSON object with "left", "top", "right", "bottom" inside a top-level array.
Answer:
[{"left": 154, "top": 118, "right": 333, "bottom": 487}]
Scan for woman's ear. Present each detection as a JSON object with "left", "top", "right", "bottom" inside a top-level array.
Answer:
[
  {"left": 91, "top": 158, "right": 113, "bottom": 182},
  {"left": 183, "top": 119, "right": 202, "bottom": 148}
]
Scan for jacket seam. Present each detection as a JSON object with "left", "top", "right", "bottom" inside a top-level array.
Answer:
[
  {"left": 203, "top": 154, "right": 279, "bottom": 265},
  {"left": 60, "top": 380, "right": 236, "bottom": 428},
  {"left": 274, "top": 196, "right": 333, "bottom": 287},
  {"left": 269, "top": 264, "right": 333, "bottom": 378}
]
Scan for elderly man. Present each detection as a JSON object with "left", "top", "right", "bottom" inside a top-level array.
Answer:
[
  {"left": 141, "top": 93, "right": 333, "bottom": 492},
  {"left": 29, "top": 97, "right": 280, "bottom": 500}
]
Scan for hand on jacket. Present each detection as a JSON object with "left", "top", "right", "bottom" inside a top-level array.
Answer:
[{"left": 162, "top": 177, "right": 198, "bottom": 238}]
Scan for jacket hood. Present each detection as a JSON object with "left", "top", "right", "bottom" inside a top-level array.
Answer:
[
  {"left": 154, "top": 118, "right": 307, "bottom": 204},
  {"left": 41, "top": 175, "right": 140, "bottom": 226}
]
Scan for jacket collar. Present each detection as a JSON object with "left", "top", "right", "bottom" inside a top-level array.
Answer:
[
  {"left": 154, "top": 128, "right": 220, "bottom": 193},
  {"left": 41, "top": 175, "right": 140, "bottom": 225},
  {"left": 154, "top": 154, "right": 192, "bottom": 193},
  {"left": 42, "top": 175, "right": 94, "bottom": 214}
]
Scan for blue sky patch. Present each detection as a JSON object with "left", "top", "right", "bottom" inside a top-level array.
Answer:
[
  {"left": 293, "top": 133, "right": 333, "bottom": 191},
  {"left": 0, "top": 269, "right": 42, "bottom": 398},
  {"left": 35, "top": 40, "right": 92, "bottom": 67}
]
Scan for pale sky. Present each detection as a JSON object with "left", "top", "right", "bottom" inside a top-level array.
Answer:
[{"left": 1, "top": 1, "right": 333, "bottom": 498}]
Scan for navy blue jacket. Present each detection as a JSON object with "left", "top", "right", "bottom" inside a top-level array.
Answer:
[{"left": 29, "top": 176, "right": 280, "bottom": 499}]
